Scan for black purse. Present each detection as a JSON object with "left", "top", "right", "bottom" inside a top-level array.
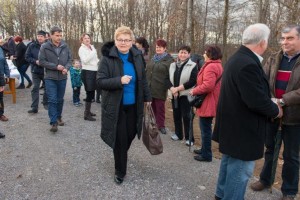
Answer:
[{"left": 188, "top": 75, "right": 222, "bottom": 108}]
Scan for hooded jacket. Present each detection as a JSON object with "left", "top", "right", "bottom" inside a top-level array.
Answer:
[
  {"left": 38, "top": 40, "right": 72, "bottom": 80},
  {"left": 97, "top": 41, "right": 151, "bottom": 148}
]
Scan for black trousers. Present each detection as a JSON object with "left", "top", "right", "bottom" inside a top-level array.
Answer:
[
  {"left": 113, "top": 104, "right": 137, "bottom": 178},
  {"left": 171, "top": 96, "right": 193, "bottom": 141}
]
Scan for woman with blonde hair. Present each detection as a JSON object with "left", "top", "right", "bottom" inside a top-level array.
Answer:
[{"left": 97, "top": 26, "right": 151, "bottom": 184}]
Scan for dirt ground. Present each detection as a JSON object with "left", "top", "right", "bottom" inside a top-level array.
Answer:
[{"left": 164, "top": 100, "right": 285, "bottom": 191}]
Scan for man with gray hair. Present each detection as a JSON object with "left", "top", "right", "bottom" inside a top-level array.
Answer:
[
  {"left": 212, "top": 23, "right": 282, "bottom": 200},
  {"left": 251, "top": 25, "right": 300, "bottom": 200}
]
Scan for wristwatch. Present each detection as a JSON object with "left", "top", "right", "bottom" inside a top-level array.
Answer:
[{"left": 279, "top": 98, "right": 285, "bottom": 106}]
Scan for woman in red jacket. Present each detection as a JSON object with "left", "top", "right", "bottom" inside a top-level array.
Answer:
[{"left": 190, "top": 45, "right": 223, "bottom": 162}]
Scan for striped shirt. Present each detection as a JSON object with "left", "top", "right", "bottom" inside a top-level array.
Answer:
[{"left": 275, "top": 52, "right": 300, "bottom": 98}]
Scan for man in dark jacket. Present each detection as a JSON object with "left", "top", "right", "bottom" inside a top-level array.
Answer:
[
  {"left": 212, "top": 23, "right": 282, "bottom": 200},
  {"left": 251, "top": 25, "right": 300, "bottom": 200},
  {"left": 39, "top": 26, "right": 72, "bottom": 132},
  {"left": 26, "top": 30, "right": 47, "bottom": 114}
]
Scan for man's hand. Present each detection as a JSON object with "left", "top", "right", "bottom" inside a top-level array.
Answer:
[
  {"left": 36, "top": 60, "right": 40, "bottom": 65},
  {"left": 276, "top": 103, "right": 283, "bottom": 119},
  {"left": 5, "top": 78, "right": 9, "bottom": 84},
  {"left": 62, "top": 68, "right": 68, "bottom": 75},
  {"left": 57, "top": 65, "right": 65, "bottom": 71},
  {"left": 0, "top": 86, "right": 4, "bottom": 92},
  {"left": 74, "top": 87, "right": 77, "bottom": 90}
]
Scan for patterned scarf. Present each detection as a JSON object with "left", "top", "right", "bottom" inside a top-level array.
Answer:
[{"left": 152, "top": 52, "right": 168, "bottom": 62}]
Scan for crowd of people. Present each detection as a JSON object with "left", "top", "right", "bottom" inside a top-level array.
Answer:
[{"left": 0, "top": 23, "right": 299, "bottom": 200}]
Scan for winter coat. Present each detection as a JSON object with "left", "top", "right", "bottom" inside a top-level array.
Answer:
[
  {"left": 264, "top": 50, "right": 300, "bottom": 125},
  {"left": 70, "top": 67, "right": 82, "bottom": 88},
  {"left": 15, "top": 42, "right": 28, "bottom": 67},
  {"left": 97, "top": 41, "right": 151, "bottom": 149},
  {"left": 212, "top": 45, "right": 279, "bottom": 161},
  {"left": 25, "top": 40, "right": 44, "bottom": 75},
  {"left": 39, "top": 40, "right": 72, "bottom": 80},
  {"left": 78, "top": 43, "right": 99, "bottom": 71},
  {"left": 146, "top": 54, "right": 174, "bottom": 100},
  {"left": 0, "top": 47, "right": 10, "bottom": 86},
  {"left": 192, "top": 60, "right": 223, "bottom": 117}
]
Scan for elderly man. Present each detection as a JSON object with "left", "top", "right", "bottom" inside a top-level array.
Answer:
[
  {"left": 39, "top": 26, "right": 72, "bottom": 132},
  {"left": 251, "top": 25, "right": 300, "bottom": 200},
  {"left": 212, "top": 23, "right": 282, "bottom": 200}
]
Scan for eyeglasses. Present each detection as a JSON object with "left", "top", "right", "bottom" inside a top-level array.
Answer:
[{"left": 116, "top": 39, "right": 132, "bottom": 43}]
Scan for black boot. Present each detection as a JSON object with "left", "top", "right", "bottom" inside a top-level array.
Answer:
[
  {"left": 16, "top": 84, "right": 25, "bottom": 89},
  {"left": 84, "top": 102, "right": 96, "bottom": 121},
  {"left": 0, "top": 132, "right": 5, "bottom": 138}
]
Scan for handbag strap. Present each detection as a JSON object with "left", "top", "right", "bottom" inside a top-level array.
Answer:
[{"left": 215, "top": 75, "right": 222, "bottom": 86}]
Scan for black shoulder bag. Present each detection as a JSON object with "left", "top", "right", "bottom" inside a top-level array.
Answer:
[{"left": 187, "top": 75, "right": 222, "bottom": 108}]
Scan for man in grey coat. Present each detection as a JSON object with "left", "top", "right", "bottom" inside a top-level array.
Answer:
[{"left": 39, "top": 26, "right": 72, "bottom": 132}]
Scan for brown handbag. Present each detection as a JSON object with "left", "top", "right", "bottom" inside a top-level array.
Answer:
[{"left": 142, "top": 105, "right": 163, "bottom": 155}]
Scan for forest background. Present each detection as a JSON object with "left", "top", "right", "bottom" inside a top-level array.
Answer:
[{"left": 0, "top": 0, "right": 299, "bottom": 62}]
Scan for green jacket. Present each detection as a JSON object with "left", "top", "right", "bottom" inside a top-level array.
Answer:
[{"left": 146, "top": 54, "right": 173, "bottom": 100}]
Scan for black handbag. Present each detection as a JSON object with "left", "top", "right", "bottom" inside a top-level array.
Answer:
[
  {"left": 188, "top": 75, "right": 222, "bottom": 108},
  {"left": 187, "top": 93, "right": 207, "bottom": 108}
]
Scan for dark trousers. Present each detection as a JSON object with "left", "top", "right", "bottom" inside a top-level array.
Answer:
[
  {"left": 72, "top": 87, "right": 81, "bottom": 103},
  {"left": 199, "top": 117, "right": 213, "bottom": 160},
  {"left": 171, "top": 96, "right": 193, "bottom": 141},
  {"left": 96, "top": 87, "right": 101, "bottom": 101},
  {"left": 0, "top": 91, "right": 4, "bottom": 116},
  {"left": 151, "top": 98, "right": 165, "bottom": 129},
  {"left": 113, "top": 104, "right": 137, "bottom": 178},
  {"left": 260, "top": 120, "right": 300, "bottom": 196},
  {"left": 31, "top": 73, "right": 44, "bottom": 110}
]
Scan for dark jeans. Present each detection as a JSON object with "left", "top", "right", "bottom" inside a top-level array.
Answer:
[
  {"left": 113, "top": 104, "right": 137, "bottom": 178},
  {"left": 31, "top": 73, "right": 44, "bottom": 110},
  {"left": 260, "top": 120, "right": 300, "bottom": 196},
  {"left": 199, "top": 117, "right": 213, "bottom": 160},
  {"left": 171, "top": 96, "right": 193, "bottom": 141},
  {"left": 72, "top": 87, "right": 81, "bottom": 103},
  {"left": 0, "top": 91, "right": 4, "bottom": 116},
  {"left": 17, "top": 64, "right": 32, "bottom": 85},
  {"left": 45, "top": 79, "right": 67, "bottom": 125}
]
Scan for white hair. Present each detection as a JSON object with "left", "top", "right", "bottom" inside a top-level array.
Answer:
[{"left": 242, "top": 23, "right": 270, "bottom": 45}]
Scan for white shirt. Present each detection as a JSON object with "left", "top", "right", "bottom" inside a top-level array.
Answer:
[{"left": 78, "top": 44, "right": 99, "bottom": 71}]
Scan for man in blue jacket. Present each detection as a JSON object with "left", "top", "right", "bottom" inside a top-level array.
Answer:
[
  {"left": 25, "top": 30, "right": 47, "bottom": 114},
  {"left": 39, "top": 26, "right": 72, "bottom": 132}
]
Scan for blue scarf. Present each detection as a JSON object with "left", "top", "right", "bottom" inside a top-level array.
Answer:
[{"left": 152, "top": 52, "right": 168, "bottom": 62}]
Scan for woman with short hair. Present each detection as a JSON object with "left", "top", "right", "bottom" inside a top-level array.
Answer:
[
  {"left": 97, "top": 26, "right": 151, "bottom": 184},
  {"left": 146, "top": 39, "right": 174, "bottom": 135},
  {"left": 190, "top": 45, "right": 223, "bottom": 162}
]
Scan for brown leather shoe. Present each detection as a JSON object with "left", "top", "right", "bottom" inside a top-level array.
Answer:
[
  {"left": 57, "top": 118, "right": 65, "bottom": 126},
  {"left": 250, "top": 180, "right": 269, "bottom": 191},
  {"left": 50, "top": 124, "right": 58, "bottom": 132},
  {"left": 0, "top": 115, "right": 8, "bottom": 121}
]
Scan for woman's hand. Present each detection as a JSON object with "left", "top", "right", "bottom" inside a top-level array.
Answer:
[
  {"left": 170, "top": 86, "right": 178, "bottom": 94},
  {"left": 121, "top": 75, "right": 132, "bottom": 85},
  {"left": 145, "top": 102, "right": 152, "bottom": 107}
]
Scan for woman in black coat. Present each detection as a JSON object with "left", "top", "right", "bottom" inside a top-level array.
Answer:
[
  {"left": 13, "top": 36, "right": 32, "bottom": 89},
  {"left": 97, "top": 26, "right": 151, "bottom": 185}
]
